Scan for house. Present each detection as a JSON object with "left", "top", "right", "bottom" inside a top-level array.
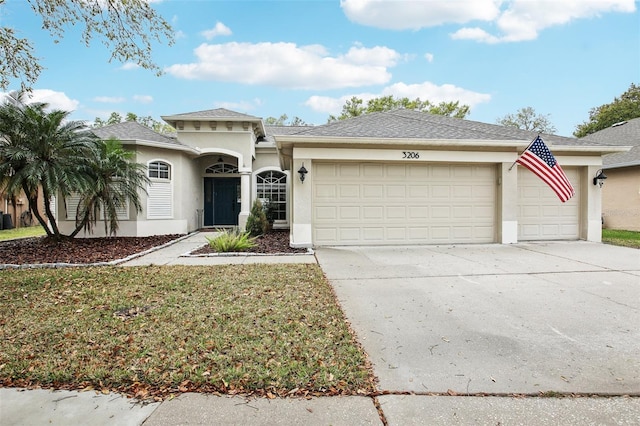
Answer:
[
  {"left": 54, "top": 108, "right": 626, "bottom": 246},
  {"left": 582, "top": 118, "right": 640, "bottom": 231}
]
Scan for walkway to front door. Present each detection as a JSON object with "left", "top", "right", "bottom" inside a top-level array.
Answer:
[{"left": 203, "top": 177, "right": 240, "bottom": 226}]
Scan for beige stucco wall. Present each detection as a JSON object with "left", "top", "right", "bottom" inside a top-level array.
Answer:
[
  {"left": 176, "top": 127, "right": 255, "bottom": 168},
  {"left": 56, "top": 145, "right": 199, "bottom": 237},
  {"left": 602, "top": 166, "right": 640, "bottom": 231}
]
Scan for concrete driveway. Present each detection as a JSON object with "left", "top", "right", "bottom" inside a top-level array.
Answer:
[{"left": 315, "top": 241, "right": 640, "bottom": 396}]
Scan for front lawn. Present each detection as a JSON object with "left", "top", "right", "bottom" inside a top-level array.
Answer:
[
  {"left": 602, "top": 229, "right": 640, "bottom": 249},
  {"left": 0, "top": 226, "right": 46, "bottom": 241},
  {"left": 0, "top": 265, "right": 374, "bottom": 400}
]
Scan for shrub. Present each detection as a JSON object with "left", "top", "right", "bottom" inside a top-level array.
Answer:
[
  {"left": 245, "top": 199, "right": 268, "bottom": 237},
  {"left": 206, "top": 228, "right": 256, "bottom": 252}
]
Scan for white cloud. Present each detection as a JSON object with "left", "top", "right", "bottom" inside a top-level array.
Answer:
[
  {"left": 93, "top": 96, "right": 125, "bottom": 103},
  {"left": 424, "top": 52, "right": 434, "bottom": 62},
  {"left": 119, "top": 62, "right": 140, "bottom": 71},
  {"left": 21, "top": 89, "right": 80, "bottom": 111},
  {"left": 215, "top": 99, "right": 263, "bottom": 112},
  {"left": 133, "top": 95, "right": 153, "bottom": 104},
  {"left": 165, "top": 42, "right": 398, "bottom": 90},
  {"left": 304, "top": 81, "right": 491, "bottom": 115},
  {"left": 340, "top": 0, "right": 502, "bottom": 29},
  {"left": 341, "top": 0, "right": 636, "bottom": 43},
  {"left": 201, "top": 22, "right": 232, "bottom": 40},
  {"left": 175, "top": 30, "right": 187, "bottom": 40}
]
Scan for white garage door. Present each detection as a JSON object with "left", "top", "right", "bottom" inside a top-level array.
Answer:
[
  {"left": 518, "top": 167, "right": 580, "bottom": 240},
  {"left": 313, "top": 162, "right": 496, "bottom": 245}
]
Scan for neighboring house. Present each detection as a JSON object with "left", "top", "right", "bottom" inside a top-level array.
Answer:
[
  {"left": 583, "top": 118, "right": 640, "bottom": 231},
  {"left": 1, "top": 188, "right": 46, "bottom": 230},
  {"left": 54, "top": 108, "right": 625, "bottom": 246}
]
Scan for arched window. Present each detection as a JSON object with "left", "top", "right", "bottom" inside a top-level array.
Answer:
[
  {"left": 205, "top": 163, "right": 238, "bottom": 174},
  {"left": 257, "top": 170, "right": 287, "bottom": 221},
  {"left": 148, "top": 161, "right": 171, "bottom": 180}
]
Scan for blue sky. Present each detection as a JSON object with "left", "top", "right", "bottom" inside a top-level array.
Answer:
[{"left": 2, "top": 0, "right": 638, "bottom": 136}]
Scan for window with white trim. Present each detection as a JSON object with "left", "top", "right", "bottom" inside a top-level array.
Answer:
[
  {"left": 148, "top": 161, "right": 171, "bottom": 179},
  {"left": 257, "top": 170, "right": 287, "bottom": 221},
  {"left": 147, "top": 161, "right": 173, "bottom": 219}
]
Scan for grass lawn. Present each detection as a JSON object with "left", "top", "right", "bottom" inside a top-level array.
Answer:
[
  {"left": 602, "top": 229, "right": 640, "bottom": 249},
  {"left": 0, "top": 226, "right": 46, "bottom": 241},
  {"left": 0, "top": 265, "right": 374, "bottom": 400}
]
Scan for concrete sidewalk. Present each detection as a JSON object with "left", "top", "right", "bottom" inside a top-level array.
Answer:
[
  {"left": 2, "top": 239, "right": 639, "bottom": 425},
  {"left": 2, "top": 388, "right": 638, "bottom": 425},
  {"left": 120, "top": 231, "right": 316, "bottom": 266}
]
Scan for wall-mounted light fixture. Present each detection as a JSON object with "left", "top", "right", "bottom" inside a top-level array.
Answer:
[
  {"left": 217, "top": 156, "right": 224, "bottom": 163},
  {"left": 593, "top": 169, "right": 607, "bottom": 187},
  {"left": 298, "top": 163, "right": 308, "bottom": 183}
]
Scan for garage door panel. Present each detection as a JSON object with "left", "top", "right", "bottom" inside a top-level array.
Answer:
[
  {"left": 315, "top": 184, "right": 337, "bottom": 199},
  {"left": 409, "top": 206, "right": 428, "bottom": 219},
  {"left": 518, "top": 168, "right": 580, "bottom": 241},
  {"left": 386, "top": 185, "right": 406, "bottom": 197},
  {"left": 340, "top": 185, "right": 360, "bottom": 198},
  {"left": 316, "top": 206, "right": 337, "bottom": 220},
  {"left": 363, "top": 185, "right": 383, "bottom": 198},
  {"left": 313, "top": 163, "right": 496, "bottom": 245},
  {"left": 339, "top": 164, "right": 360, "bottom": 177}
]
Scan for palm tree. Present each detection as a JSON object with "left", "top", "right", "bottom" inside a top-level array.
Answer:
[
  {"left": 74, "top": 138, "right": 149, "bottom": 236},
  {"left": 0, "top": 91, "right": 97, "bottom": 238}
]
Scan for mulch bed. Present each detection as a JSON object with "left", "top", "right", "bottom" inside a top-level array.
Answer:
[
  {"left": 0, "top": 234, "right": 182, "bottom": 265},
  {"left": 191, "top": 229, "right": 308, "bottom": 255},
  {"left": 0, "top": 230, "right": 307, "bottom": 265}
]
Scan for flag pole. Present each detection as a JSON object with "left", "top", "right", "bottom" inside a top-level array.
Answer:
[{"left": 508, "top": 133, "right": 541, "bottom": 171}]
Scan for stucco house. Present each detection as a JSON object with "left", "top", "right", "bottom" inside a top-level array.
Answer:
[
  {"left": 54, "top": 108, "right": 625, "bottom": 247},
  {"left": 583, "top": 117, "right": 640, "bottom": 231}
]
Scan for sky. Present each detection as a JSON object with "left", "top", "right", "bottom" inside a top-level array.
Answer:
[{"left": 2, "top": 0, "right": 639, "bottom": 137}]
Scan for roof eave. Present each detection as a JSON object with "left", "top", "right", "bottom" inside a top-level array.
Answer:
[
  {"left": 275, "top": 136, "right": 631, "bottom": 154},
  {"left": 121, "top": 139, "right": 200, "bottom": 155}
]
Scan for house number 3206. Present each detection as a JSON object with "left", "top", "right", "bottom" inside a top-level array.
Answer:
[{"left": 402, "top": 151, "right": 420, "bottom": 159}]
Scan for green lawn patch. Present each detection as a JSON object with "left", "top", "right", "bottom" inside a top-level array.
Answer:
[
  {"left": 0, "top": 265, "right": 374, "bottom": 400},
  {"left": 602, "top": 229, "right": 640, "bottom": 249},
  {"left": 0, "top": 226, "right": 46, "bottom": 241}
]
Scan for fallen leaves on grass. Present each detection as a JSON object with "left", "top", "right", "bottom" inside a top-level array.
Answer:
[{"left": 0, "top": 265, "right": 375, "bottom": 400}]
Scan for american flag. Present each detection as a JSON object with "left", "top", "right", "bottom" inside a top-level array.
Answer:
[{"left": 516, "top": 136, "right": 575, "bottom": 203}]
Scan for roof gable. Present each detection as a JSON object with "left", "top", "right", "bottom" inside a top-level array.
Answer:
[
  {"left": 582, "top": 118, "right": 640, "bottom": 168},
  {"left": 91, "top": 121, "right": 182, "bottom": 147},
  {"left": 281, "top": 109, "right": 587, "bottom": 145},
  {"left": 162, "top": 108, "right": 260, "bottom": 120}
]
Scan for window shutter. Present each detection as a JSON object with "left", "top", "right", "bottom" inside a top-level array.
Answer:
[{"left": 147, "top": 181, "right": 173, "bottom": 218}]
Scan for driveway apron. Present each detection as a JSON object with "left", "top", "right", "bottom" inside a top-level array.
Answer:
[{"left": 315, "top": 242, "right": 640, "bottom": 396}]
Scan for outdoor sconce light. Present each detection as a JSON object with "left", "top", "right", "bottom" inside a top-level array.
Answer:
[
  {"left": 593, "top": 169, "right": 607, "bottom": 187},
  {"left": 298, "top": 163, "right": 308, "bottom": 183}
]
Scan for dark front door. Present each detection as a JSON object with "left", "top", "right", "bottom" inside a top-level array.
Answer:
[{"left": 204, "top": 177, "right": 240, "bottom": 226}]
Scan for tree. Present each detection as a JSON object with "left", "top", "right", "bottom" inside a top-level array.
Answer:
[
  {"left": 496, "top": 107, "right": 557, "bottom": 134},
  {"left": 574, "top": 83, "right": 640, "bottom": 138},
  {"left": 0, "top": 90, "right": 98, "bottom": 238},
  {"left": 0, "top": 91, "right": 148, "bottom": 238},
  {"left": 328, "top": 95, "right": 470, "bottom": 122},
  {"left": 75, "top": 138, "right": 148, "bottom": 236},
  {"left": 92, "top": 111, "right": 175, "bottom": 134},
  {"left": 0, "top": 0, "right": 174, "bottom": 90},
  {"left": 264, "top": 114, "right": 309, "bottom": 126}
]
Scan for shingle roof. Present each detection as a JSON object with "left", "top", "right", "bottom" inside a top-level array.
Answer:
[
  {"left": 91, "top": 121, "right": 183, "bottom": 147},
  {"left": 582, "top": 118, "right": 640, "bottom": 168},
  {"left": 274, "top": 109, "right": 590, "bottom": 145},
  {"left": 162, "top": 108, "right": 261, "bottom": 120}
]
